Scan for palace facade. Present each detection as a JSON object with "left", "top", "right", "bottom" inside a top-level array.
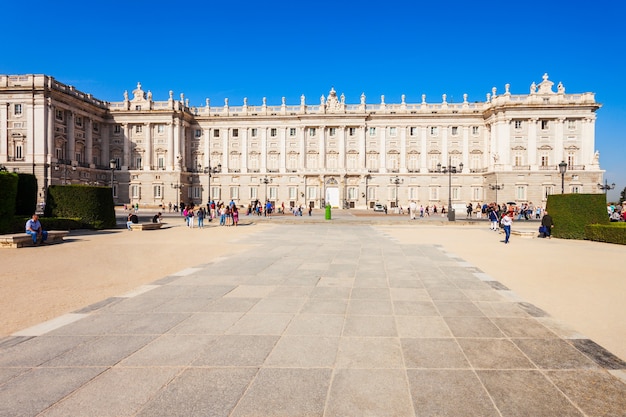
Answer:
[{"left": 0, "top": 73, "right": 604, "bottom": 211}]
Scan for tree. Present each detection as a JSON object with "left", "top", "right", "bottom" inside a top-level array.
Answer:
[{"left": 621, "top": 186, "right": 626, "bottom": 204}]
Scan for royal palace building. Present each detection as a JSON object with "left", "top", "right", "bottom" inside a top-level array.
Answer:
[{"left": 0, "top": 73, "right": 604, "bottom": 211}]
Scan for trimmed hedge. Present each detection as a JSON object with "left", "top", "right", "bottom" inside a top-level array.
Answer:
[
  {"left": 3, "top": 216, "right": 92, "bottom": 234},
  {"left": 44, "top": 185, "right": 116, "bottom": 229},
  {"left": 585, "top": 223, "right": 626, "bottom": 245},
  {"left": 546, "top": 194, "right": 609, "bottom": 240},
  {"left": 0, "top": 172, "right": 19, "bottom": 233},
  {"left": 16, "top": 173, "right": 38, "bottom": 216}
]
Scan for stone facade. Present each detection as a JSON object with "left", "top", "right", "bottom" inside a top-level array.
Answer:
[{"left": 0, "top": 73, "right": 603, "bottom": 211}]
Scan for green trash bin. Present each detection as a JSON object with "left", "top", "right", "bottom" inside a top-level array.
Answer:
[{"left": 325, "top": 205, "right": 331, "bottom": 220}]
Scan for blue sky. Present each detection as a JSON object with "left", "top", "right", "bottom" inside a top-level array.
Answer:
[{"left": 3, "top": 0, "right": 625, "bottom": 200}]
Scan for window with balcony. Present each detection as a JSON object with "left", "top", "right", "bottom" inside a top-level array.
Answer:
[
  {"left": 213, "top": 129, "right": 220, "bottom": 137},
  {"left": 289, "top": 128, "right": 296, "bottom": 136},
  {"left": 14, "top": 104, "right": 22, "bottom": 116},
  {"left": 232, "top": 128, "right": 239, "bottom": 137},
  {"left": 270, "top": 128, "right": 277, "bottom": 137}
]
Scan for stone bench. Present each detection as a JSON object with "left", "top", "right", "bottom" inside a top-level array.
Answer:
[
  {"left": 511, "top": 229, "right": 536, "bottom": 239},
  {"left": 129, "top": 223, "right": 163, "bottom": 231},
  {"left": 0, "top": 231, "right": 69, "bottom": 248}
]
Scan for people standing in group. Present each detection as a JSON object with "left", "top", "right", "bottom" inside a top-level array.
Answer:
[
  {"left": 540, "top": 210, "right": 554, "bottom": 238},
  {"left": 501, "top": 209, "right": 513, "bottom": 244}
]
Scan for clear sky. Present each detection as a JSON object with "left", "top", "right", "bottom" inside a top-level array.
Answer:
[{"left": 3, "top": 0, "right": 625, "bottom": 200}]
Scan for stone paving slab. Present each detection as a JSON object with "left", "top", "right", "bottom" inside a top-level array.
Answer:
[{"left": 1, "top": 224, "right": 625, "bottom": 416}]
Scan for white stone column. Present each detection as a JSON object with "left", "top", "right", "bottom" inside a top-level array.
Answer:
[
  {"left": 527, "top": 118, "right": 538, "bottom": 168},
  {"left": 144, "top": 122, "right": 151, "bottom": 170},
  {"left": 280, "top": 127, "right": 287, "bottom": 172},
  {"left": 400, "top": 126, "right": 407, "bottom": 173},
  {"left": 85, "top": 118, "right": 93, "bottom": 166},
  {"left": 555, "top": 118, "right": 565, "bottom": 164},
  {"left": 582, "top": 117, "right": 595, "bottom": 166},
  {"left": 123, "top": 123, "right": 131, "bottom": 170},
  {"left": 441, "top": 125, "right": 448, "bottom": 165},
  {"left": 0, "top": 103, "right": 7, "bottom": 162},
  {"left": 319, "top": 126, "right": 325, "bottom": 169},
  {"left": 380, "top": 126, "right": 386, "bottom": 172},
  {"left": 420, "top": 126, "right": 427, "bottom": 173},
  {"left": 462, "top": 125, "right": 469, "bottom": 170},
  {"left": 261, "top": 127, "right": 267, "bottom": 172},
  {"left": 299, "top": 126, "right": 305, "bottom": 170},
  {"left": 338, "top": 125, "right": 346, "bottom": 171},
  {"left": 168, "top": 121, "right": 175, "bottom": 169},
  {"left": 203, "top": 128, "right": 211, "bottom": 168},
  {"left": 359, "top": 126, "right": 366, "bottom": 169},
  {"left": 241, "top": 128, "right": 248, "bottom": 172},
  {"left": 31, "top": 98, "right": 46, "bottom": 161},
  {"left": 173, "top": 120, "right": 181, "bottom": 170},
  {"left": 67, "top": 111, "right": 75, "bottom": 162},
  {"left": 46, "top": 101, "right": 54, "bottom": 163},
  {"left": 222, "top": 128, "right": 229, "bottom": 172}
]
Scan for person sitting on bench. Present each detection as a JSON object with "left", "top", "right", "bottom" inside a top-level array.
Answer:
[{"left": 25, "top": 214, "right": 48, "bottom": 245}]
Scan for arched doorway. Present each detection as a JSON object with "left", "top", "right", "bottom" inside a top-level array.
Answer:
[{"left": 325, "top": 177, "right": 340, "bottom": 208}]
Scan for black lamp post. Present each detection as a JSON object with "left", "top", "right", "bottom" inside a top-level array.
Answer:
[
  {"left": 390, "top": 176, "right": 403, "bottom": 209},
  {"left": 201, "top": 163, "right": 221, "bottom": 204},
  {"left": 489, "top": 179, "right": 504, "bottom": 206},
  {"left": 558, "top": 160, "right": 568, "bottom": 194},
  {"left": 437, "top": 156, "right": 463, "bottom": 221},
  {"left": 260, "top": 176, "right": 272, "bottom": 203},
  {"left": 597, "top": 179, "right": 615, "bottom": 195}
]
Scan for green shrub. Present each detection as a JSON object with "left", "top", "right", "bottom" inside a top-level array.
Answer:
[
  {"left": 0, "top": 172, "right": 19, "bottom": 233},
  {"left": 585, "top": 223, "right": 626, "bottom": 245},
  {"left": 44, "top": 185, "right": 116, "bottom": 229},
  {"left": 546, "top": 194, "right": 609, "bottom": 240},
  {"left": 3, "top": 216, "right": 93, "bottom": 234},
  {"left": 15, "top": 173, "right": 38, "bottom": 216}
]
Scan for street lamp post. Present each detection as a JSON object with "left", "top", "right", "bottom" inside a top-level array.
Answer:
[
  {"left": 597, "top": 179, "right": 615, "bottom": 196},
  {"left": 489, "top": 179, "right": 504, "bottom": 206},
  {"left": 109, "top": 159, "right": 116, "bottom": 198},
  {"left": 200, "top": 163, "right": 221, "bottom": 205},
  {"left": 437, "top": 156, "right": 463, "bottom": 222},
  {"left": 260, "top": 176, "right": 272, "bottom": 203},
  {"left": 558, "top": 161, "right": 568, "bottom": 194},
  {"left": 390, "top": 176, "right": 403, "bottom": 210}
]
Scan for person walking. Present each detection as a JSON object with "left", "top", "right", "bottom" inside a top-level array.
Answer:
[
  {"left": 541, "top": 210, "right": 554, "bottom": 238},
  {"left": 501, "top": 209, "right": 513, "bottom": 244}
]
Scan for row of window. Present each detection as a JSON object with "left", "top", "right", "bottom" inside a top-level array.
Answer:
[
  {"left": 204, "top": 126, "right": 482, "bottom": 139},
  {"left": 513, "top": 120, "right": 578, "bottom": 130},
  {"left": 126, "top": 183, "right": 580, "bottom": 202}
]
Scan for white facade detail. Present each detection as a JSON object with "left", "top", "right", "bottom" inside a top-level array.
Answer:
[{"left": 0, "top": 73, "right": 604, "bottom": 210}]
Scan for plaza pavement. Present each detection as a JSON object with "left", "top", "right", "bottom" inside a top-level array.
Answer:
[{"left": 0, "top": 211, "right": 625, "bottom": 416}]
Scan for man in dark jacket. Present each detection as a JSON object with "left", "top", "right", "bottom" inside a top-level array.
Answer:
[{"left": 541, "top": 211, "right": 554, "bottom": 238}]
